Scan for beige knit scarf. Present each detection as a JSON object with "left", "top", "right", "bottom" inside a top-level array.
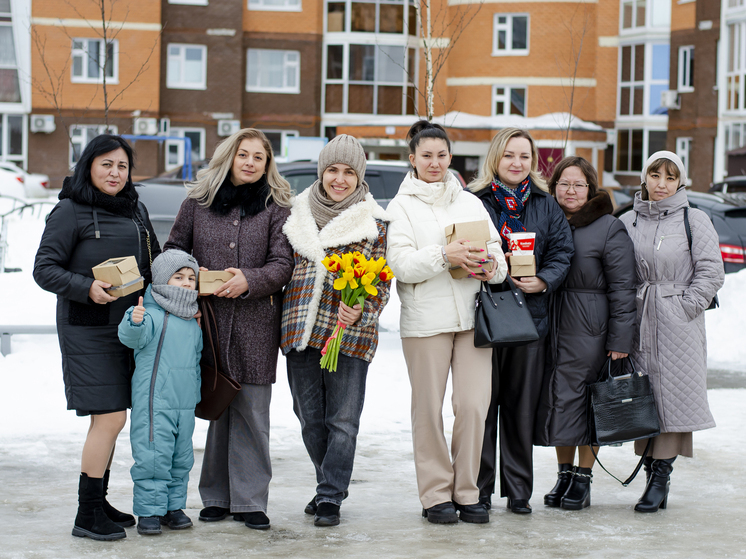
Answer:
[{"left": 308, "top": 178, "right": 369, "bottom": 230}]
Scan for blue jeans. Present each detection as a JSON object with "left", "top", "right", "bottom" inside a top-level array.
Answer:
[{"left": 286, "top": 347, "right": 369, "bottom": 506}]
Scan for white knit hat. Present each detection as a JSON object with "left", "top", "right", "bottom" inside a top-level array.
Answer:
[{"left": 641, "top": 150, "right": 688, "bottom": 187}]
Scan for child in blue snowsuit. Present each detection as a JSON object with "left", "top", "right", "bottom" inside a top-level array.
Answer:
[{"left": 118, "top": 249, "right": 202, "bottom": 536}]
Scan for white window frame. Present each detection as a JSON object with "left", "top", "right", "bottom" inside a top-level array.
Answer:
[
  {"left": 727, "top": 0, "right": 746, "bottom": 10},
  {"left": 678, "top": 45, "right": 694, "bottom": 92},
  {"left": 261, "top": 129, "right": 299, "bottom": 159},
  {"left": 69, "top": 124, "right": 118, "bottom": 167},
  {"left": 167, "top": 44, "right": 207, "bottom": 90},
  {"left": 615, "top": 127, "right": 667, "bottom": 174},
  {"left": 492, "top": 14, "right": 529, "bottom": 57},
  {"left": 675, "top": 137, "right": 692, "bottom": 184},
  {"left": 246, "top": 49, "right": 301, "bottom": 94},
  {"left": 165, "top": 127, "right": 206, "bottom": 171},
  {"left": 726, "top": 21, "right": 746, "bottom": 113},
  {"left": 0, "top": 113, "right": 27, "bottom": 169},
  {"left": 322, "top": 41, "right": 417, "bottom": 116},
  {"left": 491, "top": 85, "right": 527, "bottom": 117},
  {"left": 169, "top": 0, "right": 208, "bottom": 4},
  {"left": 71, "top": 38, "right": 118, "bottom": 84},
  {"left": 248, "top": 0, "right": 301, "bottom": 12},
  {"left": 618, "top": 41, "right": 669, "bottom": 118}
]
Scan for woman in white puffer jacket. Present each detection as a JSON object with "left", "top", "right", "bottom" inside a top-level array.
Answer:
[{"left": 386, "top": 120, "right": 507, "bottom": 525}]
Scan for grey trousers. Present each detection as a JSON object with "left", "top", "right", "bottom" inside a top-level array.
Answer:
[{"left": 198, "top": 382, "right": 272, "bottom": 513}]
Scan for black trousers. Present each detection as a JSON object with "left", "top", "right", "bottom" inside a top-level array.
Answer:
[{"left": 477, "top": 336, "right": 546, "bottom": 502}]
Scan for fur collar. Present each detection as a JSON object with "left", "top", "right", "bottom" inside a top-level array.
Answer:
[
  {"left": 568, "top": 190, "right": 613, "bottom": 228},
  {"left": 59, "top": 175, "right": 138, "bottom": 218},
  {"left": 283, "top": 189, "right": 390, "bottom": 262},
  {"left": 210, "top": 174, "right": 271, "bottom": 217}
]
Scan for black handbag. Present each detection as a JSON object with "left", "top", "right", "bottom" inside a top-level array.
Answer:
[
  {"left": 195, "top": 297, "right": 241, "bottom": 421},
  {"left": 474, "top": 277, "right": 539, "bottom": 348},
  {"left": 588, "top": 356, "right": 660, "bottom": 485}
]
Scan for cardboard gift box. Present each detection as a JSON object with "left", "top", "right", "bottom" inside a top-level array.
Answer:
[
  {"left": 199, "top": 271, "right": 235, "bottom": 296},
  {"left": 509, "top": 253, "right": 536, "bottom": 277},
  {"left": 92, "top": 256, "right": 143, "bottom": 297},
  {"left": 444, "top": 220, "right": 494, "bottom": 279}
]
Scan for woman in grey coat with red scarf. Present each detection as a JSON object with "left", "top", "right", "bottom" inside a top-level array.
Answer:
[
  {"left": 534, "top": 156, "right": 636, "bottom": 510},
  {"left": 619, "top": 151, "right": 723, "bottom": 512},
  {"left": 164, "top": 128, "right": 294, "bottom": 530}
]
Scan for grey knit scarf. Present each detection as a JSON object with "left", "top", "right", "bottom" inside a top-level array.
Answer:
[
  {"left": 308, "top": 178, "right": 369, "bottom": 230},
  {"left": 150, "top": 284, "right": 199, "bottom": 320}
]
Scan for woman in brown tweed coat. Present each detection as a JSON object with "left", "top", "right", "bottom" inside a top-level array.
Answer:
[{"left": 164, "top": 128, "right": 294, "bottom": 530}]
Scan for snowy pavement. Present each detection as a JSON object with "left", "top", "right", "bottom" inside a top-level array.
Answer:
[{"left": 2, "top": 206, "right": 746, "bottom": 558}]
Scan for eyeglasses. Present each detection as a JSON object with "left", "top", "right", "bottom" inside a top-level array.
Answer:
[{"left": 556, "top": 182, "right": 589, "bottom": 191}]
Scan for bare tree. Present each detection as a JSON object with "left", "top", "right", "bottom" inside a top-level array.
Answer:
[
  {"left": 30, "top": 0, "right": 161, "bottom": 141},
  {"left": 411, "top": 0, "right": 484, "bottom": 121}
]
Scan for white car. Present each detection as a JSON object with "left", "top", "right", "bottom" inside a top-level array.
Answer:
[
  {"left": 0, "top": 166, "right": 26, "bottom": 199},
  {"left": 0, "top": 162, "right": 52, "bottom": 198}
]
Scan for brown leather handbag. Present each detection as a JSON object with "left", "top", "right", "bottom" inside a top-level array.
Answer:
[{"left": 195, "top": 297, "right": 241, "bottom": 421}]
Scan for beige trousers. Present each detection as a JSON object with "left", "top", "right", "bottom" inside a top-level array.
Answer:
[{"left": 402, "top": 330, "right": 493, "bottom": 509}]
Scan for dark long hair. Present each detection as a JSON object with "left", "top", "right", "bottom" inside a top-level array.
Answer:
[
  {"left": 68, "top": 134, "right": 137, "bottom": 205},
  {"left": 406, "top": 120, "right": 451, "bottom": 155}
]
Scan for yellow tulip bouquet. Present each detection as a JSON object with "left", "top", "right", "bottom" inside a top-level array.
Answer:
[{"left": 319, "top": 251, "right": 394, "bottom": 372}]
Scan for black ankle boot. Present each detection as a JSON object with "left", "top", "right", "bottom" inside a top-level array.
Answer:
[
  {"left": 102, "top": 470, "right": 135, "bottom": 527},
  {"left": 72, "top": 473, "right": 127, "bottom": 541},
  {"left": 560, "top": 467, "right": 592, "bottom": 510},
  {"left": 635, "top": 458, "right": 675, "bottom": 513},
  {"left": 544, "top": 463, "right": 573, "bottom": 507}
]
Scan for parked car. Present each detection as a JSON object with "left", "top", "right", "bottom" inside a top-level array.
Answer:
[
  {"left": 136, "top": 159, "right": 466, "bottom": 241},
  {"left": 0, "top": 162, "right": 51, "bottom": 198},
  {"left": 613, "top": 190, "right": 746, "bottom": 274},
  {"left": 0, "top": 167, "right": 26, "bottom": 199}
]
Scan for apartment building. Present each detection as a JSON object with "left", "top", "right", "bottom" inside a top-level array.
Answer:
[
  {"left": 10, "top": 0, "right": 714, "bottom": 188},
  {"left": 716, "top": 0, "right": 746, "bottom": 181},
  {"left": 0, "top": 0, "right": 31, "bottom": 173},
  {"left": 26, "top": 0, "right": 162, "bottom": 185}
]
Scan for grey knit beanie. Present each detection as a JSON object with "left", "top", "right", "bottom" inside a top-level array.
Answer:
[
  {"left": 317, "top": 134, "right": 367, "bottom": 186},
  {"left": 152, "top": 249, "right": 199, "bottom": 286}
]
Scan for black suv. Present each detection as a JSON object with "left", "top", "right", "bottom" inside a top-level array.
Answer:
[{"left": 614, "top": 190, "right": 746, "bottom": 274}]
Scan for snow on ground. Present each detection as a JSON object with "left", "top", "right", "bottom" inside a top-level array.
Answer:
[{"left": 2, "top": 207, "right": 746, "bottom": 558}]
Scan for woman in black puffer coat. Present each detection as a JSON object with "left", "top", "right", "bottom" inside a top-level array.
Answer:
[
  {"left": 34, "top": 134, "right": 160, "bottom": 541},
  {"left": 534, "top": 156, "right": 636, "bottom": 511},
  {"left": 469, "top": 128, "right": 574, "bottom": 514}
]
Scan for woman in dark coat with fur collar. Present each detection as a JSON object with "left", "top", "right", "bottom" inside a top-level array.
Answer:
[
  {"left": 534, "top": 156, "right": 636, "bottom": 510},
  {"left": 164, "top": 128, "right": 294, "bottom": 531},
  {"left": 34, "top": 134, "right": 161, "bottom": 540}
]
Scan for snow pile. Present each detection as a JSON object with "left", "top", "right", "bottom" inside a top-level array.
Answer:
[{"left": 706, "top": 268, "right": 746, "bottom": 371}]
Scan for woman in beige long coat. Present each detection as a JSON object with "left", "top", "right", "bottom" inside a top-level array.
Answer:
[{"left": 619, "top": 151, "right": 723, "bottom": 513}]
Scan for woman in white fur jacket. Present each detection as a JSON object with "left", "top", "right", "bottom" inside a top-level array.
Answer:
[
  {"left": 386, "top": 121, "right": 507, "bottom": 525},
  {"left": 280, "top": 135, "right": 390, "bottom": 528}
]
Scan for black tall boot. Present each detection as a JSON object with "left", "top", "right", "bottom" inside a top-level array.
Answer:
[
  {"left": 544, "top": 463, "right": 573, "bottom": 507},
  {"left": 635, "top": 458, "right": 675, "bottom": 513},
  {"left": 561, "top": 467, "right": 592, "bottom": 510},
  {"left": 72, "top": 473, "right": 127, "bottom": 540},
  {"left": 643, "top": 456, "right": 654, "bottom": 484},
  {"left": 102, "top": 470, "right": 135, "bottom": 527}
]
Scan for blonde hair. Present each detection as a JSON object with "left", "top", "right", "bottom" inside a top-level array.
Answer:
[
  {"left": 468, "top": 128, "right": 548, "bottom": 194},
  {"left": 186, "top": 128, "right": 292, "bottom": 208}
]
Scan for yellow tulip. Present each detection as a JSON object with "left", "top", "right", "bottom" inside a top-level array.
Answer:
[
  {"left": 366, "top": 256, "right": 387, "bottom": 276},
  {"left": 333, "top": 268, "right": 358, "bottom": 290},
  {"left": 360, "top": 272, "right": 378, "bottom": 296}
]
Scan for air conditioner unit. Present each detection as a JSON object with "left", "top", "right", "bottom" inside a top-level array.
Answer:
[
  {"left": 134, "top": 117, "right": 158, "bottom": 135},
  {"left": 217, "top": 119, "right": 240, "bottom": 137},
  {"left": 158, "top": 117, "right": 170, "bottom": 136},
  {"left": 660, "top": 90, "right": 680, "bottom": 110},
  {"left": 30, "top": 114, "right": 56, "bottom": 134}
]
